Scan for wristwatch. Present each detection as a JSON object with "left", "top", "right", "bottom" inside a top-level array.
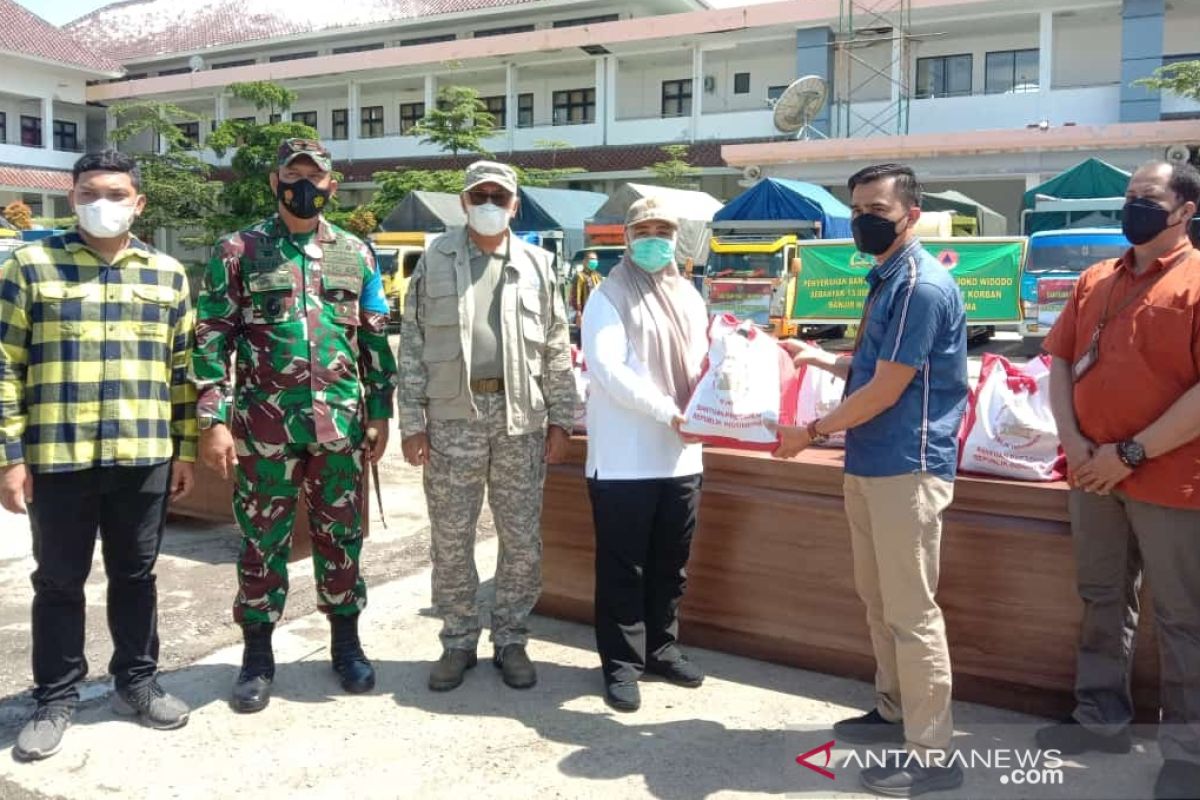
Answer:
[
  {"left": 1116, "top": 439, "right": 1147, "bottom": 469},
  {"left": 198, "top": 416, "right": 224, "bottom": 431},
  {"left": 807, "top": 418, "right": 830, "bottom": 445}
]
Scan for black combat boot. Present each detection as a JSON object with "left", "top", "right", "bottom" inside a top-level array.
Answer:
[
  {"left": 231, "top": 622, "right": 275, "bottom": 714},
  {"left": 330, "top": 613, "right": 375, "bottom": 694}
]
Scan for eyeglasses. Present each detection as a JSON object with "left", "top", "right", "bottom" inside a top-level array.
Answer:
[{"left": 466, "top": 189, "right": 513, "bottom": 207}]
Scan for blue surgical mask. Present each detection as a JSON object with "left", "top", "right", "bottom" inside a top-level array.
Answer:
[{"left": 630, "top": 237, "right": 675, "bottom": 273}]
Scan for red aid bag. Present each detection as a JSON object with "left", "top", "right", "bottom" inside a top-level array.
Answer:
[
  {"left": 958, "top": 353, "right": 1065, "bottom": 481},
  {"left": 680, "top": 314, "right": 800, "bottom": 451}
]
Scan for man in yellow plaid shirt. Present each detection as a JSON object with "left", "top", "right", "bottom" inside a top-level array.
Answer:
[{"left": 0, "top": 151, "right": 197, "bottom": 761}]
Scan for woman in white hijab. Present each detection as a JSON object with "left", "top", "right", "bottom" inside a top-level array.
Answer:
[{"left": 580, "top": 197, "right": 710, "bottom": 713}]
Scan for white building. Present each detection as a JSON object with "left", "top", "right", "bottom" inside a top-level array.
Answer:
[
  {"left": 6, "top": 0, "right": 1199, "bottom": 232},
  {"left": 0, "top": 0, "right": 121, "bottom": 218}
]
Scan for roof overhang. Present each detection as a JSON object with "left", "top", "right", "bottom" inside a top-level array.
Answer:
[{"left": 0, "top": 47, "right": 123, "bottom": 79}]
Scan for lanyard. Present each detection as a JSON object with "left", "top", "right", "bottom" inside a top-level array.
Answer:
[{"left": 1094, "top": 251, "right": 1186, "bottom": 339}]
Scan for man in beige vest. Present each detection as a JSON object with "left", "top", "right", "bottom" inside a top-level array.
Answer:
[{"left": 398, "top": 161, "right": 574, "bottom": 692}]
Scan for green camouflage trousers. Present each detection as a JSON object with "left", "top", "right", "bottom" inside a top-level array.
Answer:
[
  {"left": 425, "top": 391, "right": 546, "bottom": 650},
  {"left": 232, "top": 422, "right": 367, "bottom": 625}
]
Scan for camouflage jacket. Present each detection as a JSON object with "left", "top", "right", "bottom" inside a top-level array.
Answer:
[
  {"left": 397, "top": 227, "right": 574, "bottom": 437},
  {"left": 191, "top": 215, "right": 398, "bottom": 444}
]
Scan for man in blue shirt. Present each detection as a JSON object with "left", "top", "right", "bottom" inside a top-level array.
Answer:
[{"left": 772, "top": 163, "right": 968, "bottom": 797}]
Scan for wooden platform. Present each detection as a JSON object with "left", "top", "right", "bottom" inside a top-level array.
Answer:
[{"left": 537, "top": 438, "right": 1161, "bottom": 719}]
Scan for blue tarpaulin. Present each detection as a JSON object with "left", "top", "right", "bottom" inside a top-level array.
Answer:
[
  {"left": 715, "top": 178, "right": 852, "bottom": 239},
  {"left": 514, "top": 187, "right": 608, "bottom": 258}
]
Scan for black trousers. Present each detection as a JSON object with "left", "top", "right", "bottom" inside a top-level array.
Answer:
[
  {"left": 588, "top": 474, "right": 702, "bottom": 685},
  {"left": 28, "top": 463, "right": 171, "bottom": 705}
]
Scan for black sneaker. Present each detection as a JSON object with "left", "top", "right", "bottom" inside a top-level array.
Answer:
[
  {"left": 14, "top": 703, "right": 72, "bottom": 762},
  {"left": 1034, "top": 717, "right": 1132, "bottom": 755},
  {"left": 604, "top": 681, "right": 641, "bottom": 713},
  {"left": 1154, "top": 759, "right": 1200, "bottom": 800},
  {"left": 112, "top": 680, "right": 190, "bottom": 730},
  {"left": 861, "top": 759, "right": 964, "bottom": 798},
  {"left": 646, "top": 654, "right": 704, "bottom": 688},
  {"left": 834, "top": 708, "right": 905, "bottom": 745}
]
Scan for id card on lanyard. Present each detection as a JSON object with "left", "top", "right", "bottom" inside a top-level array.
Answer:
[{"left": 1073, "top": 254, "right": 1183, "bottom": 382}]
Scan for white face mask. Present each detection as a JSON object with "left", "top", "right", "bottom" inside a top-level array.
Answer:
[
  {"left": 76, "top": 198, "right": 138, "bottom": 238},
  {"left": 467, "top": 202, "right": 511, "bottom": 237}
]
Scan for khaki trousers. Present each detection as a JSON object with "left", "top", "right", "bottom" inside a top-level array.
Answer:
[{"left": 844, "top": 472, "right": 955, "bottom": 755}]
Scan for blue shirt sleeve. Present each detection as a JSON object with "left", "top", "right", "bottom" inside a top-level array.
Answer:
[
  {"left": 877, "top": 279, "right": 947, "bottom": 369},
  {"left": 360, "top": 248, "right": 390, "bottom": 316}
]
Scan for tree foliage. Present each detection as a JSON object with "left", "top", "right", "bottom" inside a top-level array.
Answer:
[
  {"left": 364, "top": 169, "right": 466, "bottom": 222},
  {"left": 108, "top": 100, "right": 222, "bottom": 244},
  {"left": 3, "top": 201, "right": 32, "bottom": 230},
  {"left": 411, "top": 86, "right": 497, "bottom": 157},
  {"left": 649, "top": 144, "right": 700, "bottom": 189},
  {"left": 1135, "top": 60, "right": 1200, "bottom": 103}
]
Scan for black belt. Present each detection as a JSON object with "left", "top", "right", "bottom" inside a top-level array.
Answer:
[{"left": 470, "top": 377, "right": 505, "bottom": 394}]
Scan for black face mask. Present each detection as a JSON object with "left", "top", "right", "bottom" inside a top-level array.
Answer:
[
  {"left": 276, "top": 178, "right": 331, "bottom": 220},
  {"left": 852, "top": 213, "right": 906, "bottom": 256},
  {"left": 1121, "top": 198, "right": 1179, "bottom": 246}
]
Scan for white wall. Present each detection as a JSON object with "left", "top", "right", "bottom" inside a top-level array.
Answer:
[
  {"left": 1052, "top": 13, "right": 1121, "bottom": 88},
  {"left": 700, "top": 46, "right": 795, "bottom": 113},
  {"left": 0, "top": 55, "right": 90, "bottom": 105},
  {"left": 837, "top": 39, "right": 892, "bottom": 103},
  {"left": 1163, "top": 4, "right": 1200, "bottom": 55}
]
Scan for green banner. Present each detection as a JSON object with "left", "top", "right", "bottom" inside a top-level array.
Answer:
[{"left": 789, "top": 238, "right": 1025, "bottom": 323}]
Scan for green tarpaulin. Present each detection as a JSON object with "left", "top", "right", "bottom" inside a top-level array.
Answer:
[
  {"left": 790, "top": 239, "right": 1026, "bottom": 323},
  {"left": 923, "top": 190, "right": 1007, "bottom": 236},
  {"left": 1022, "top": 158, "right": 1131, "bottom": 234}
]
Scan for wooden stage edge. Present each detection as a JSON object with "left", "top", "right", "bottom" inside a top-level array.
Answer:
[{"left": 536, "top": 437, "right": 1162, "bottom": 721}]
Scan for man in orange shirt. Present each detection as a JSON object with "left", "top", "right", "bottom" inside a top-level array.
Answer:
[{"left": 1038, "top": 161, "right": 1200, "bottom": 800}]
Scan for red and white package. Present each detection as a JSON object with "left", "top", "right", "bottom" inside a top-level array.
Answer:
[
  {"left": 680, "top": 315, "right": 800, "bottom": 451},
  {"left": 958, "top": 353, "right": 1064, "bottom": 481},
  {"left": 794, "top": 362, "right": 847, "bottom": 448}
]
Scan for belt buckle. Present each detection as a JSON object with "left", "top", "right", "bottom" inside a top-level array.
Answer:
[{"left": 473, "top": 378, "right": 503, "bottom": 394}]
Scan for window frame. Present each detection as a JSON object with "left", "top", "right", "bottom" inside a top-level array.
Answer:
[
  {"left": 268, "top": 51, "right": 317, "bottom": 63},
  {"left": 52, "top": 120, "right": 79, "bottom": 152},
  {"left": 517, "top": 93, "right": 534, "bottom": 128},
  {"left": 360, "top": 105, "right": 385, "bottom": 138},
  {"left": 291, "top": 110, "right": 318, "bottom": 129},
  {"left": 331, "top": 108, "right": 349, "bottom": 140},
  {"left": 661, "top": 78, "right": 693, "bottom": 118},
  {"left": 734, "top": 72, "right": 751, "bottom": 95},
  {"left": 482, "top": 95, "right": 507, "bottom": 129},
  {"left": 552, "top": 88, "right": 596, "bottom": 126},
  {"left": 984, "top": 48, "right": 1040, "bottom": 95},
  {"left": 176, "top": 121, "right": 200, "bottom": 149},
  {"left": 914, "top": 53, "right": 974, "bottom": 99},
  {"left": 0, "top": 112, "right": 6, "bottom": 145},
  {"left": 332, "top": 42, "right": 384, "bottom": 54},
  {"left": 20, "top": 115, "right": 42, "bottom": 147},
  {"left": 399, "top": 102, "right": 425, "bottom": 135},
  {"left": 474, "top": 24, "right": 535, "bottom": 38},
  {"left": 211, "top": 59, "right": 255, "bottom": 70},
  {"left": 552, "top": 14, "right": 619, "bottom": 28}
]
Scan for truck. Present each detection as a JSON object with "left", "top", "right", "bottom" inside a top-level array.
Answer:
[
  {"left": 705, "top": 220, "right": 820, "bottom": 337},
  {"left": 1018, "top": 227, "right": 1129, "bottom": 344},
  {"left": 369, "top": 231, "right": 429, "bottom": 330}
]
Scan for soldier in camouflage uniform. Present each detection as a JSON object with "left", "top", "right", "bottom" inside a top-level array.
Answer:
[
  {"left": 399, "top": 161, "right": 574, "bottom": 692},
  {"left": 192, "top": 138, "right": 398, "bottom": 713}
]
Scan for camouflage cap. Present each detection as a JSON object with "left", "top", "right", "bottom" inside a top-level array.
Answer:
[
  {"left": 464, "top": 160, "right": 518, "bottom": 194},
  {"left": 277, "top": 137, "right": 332, "bottom": 172},
  {"left": 625, "top": 196, "right": 679, "bottom": 229}
]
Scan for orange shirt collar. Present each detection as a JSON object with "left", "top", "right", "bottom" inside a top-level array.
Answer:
[{"left": 1116, "top": 239, "right": 1193, "bottom": 275}]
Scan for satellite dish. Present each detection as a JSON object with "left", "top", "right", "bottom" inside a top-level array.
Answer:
[
  {"left": 1165, "top": 143, "right": 1192, "bottom": 165},
  {"left": 772, "top": 75, "right": 828, "bottom": 140},
  {"left": 188, "top": 55, "right": 205, "bottom": 73}
]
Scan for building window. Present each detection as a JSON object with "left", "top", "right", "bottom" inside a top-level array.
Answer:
[
  {"left": 400, "top": 102, "right": 425, "bottom": 134},
  {"left": 552, "top": 88, "right": 595, "bottom": 125},
  {"left": 552, "top": 14, "right": 619, "bottom": 28},
  {"left": 401, "top": 33, "right": 456, "bottom": 46},
  {"left": 268, "top": 113, "right": 282, "bottom": 125},
  {"left": 292, "top": 111, "right": 318, "bottom": 129},
  {"left": 661, "top": 79, "right": 693, "bottom": 117},
  {"left": 20, "top": 116, "right": 41, "bottom": 147},
  {"left": 53, "top": 120, "right": 78, "bottom": 151},
  {"left": 332, "top": 109, "right": 349, "bottom": 140},
  {"left": 475, "top": 24, "right": 534, "bottom": 38},
  {"left": 0, "top": 112, "right": 6, "bottom": 144},
  {"left": 176, "top": 122, "right": 200, "bottom": 149},
  {"left": 915, "top": 53, "right": 973, "bottom": 98},
  {"left": 269, "top": 51, "right": 317, "bottom": 63},
  {"left": 985, "top": 48, "right": 1039, "bottom": 94},
  {"left": 767, "top": 84, "right": 788, "bottom": 102},
  {"left": 212, "top": 59, "right": 255, "bottom": 69},
  {"left": 482, "top": 95, "right": 507, "bottom": 128},
  {"left": 157, "top": 66, "right": 190, "bottom": 76},
  {"left": 517, "top": 93, "right": 534, "bottom": 128},
  {"left": 333, "top": 42, "right": 384, "bottom": 54},
  {"left": 734, "top": 72, "right": 751, "bottom": 94},
  {"left": 233, "top": 116, "right": 256, "bottom": 125},
  {"left": 361, "top": 105, "right": 384, "bottom": 138}
]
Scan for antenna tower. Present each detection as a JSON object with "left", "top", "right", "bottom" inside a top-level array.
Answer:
[{"left": 833, "top": 0, "right": 913, "bottom": 138}]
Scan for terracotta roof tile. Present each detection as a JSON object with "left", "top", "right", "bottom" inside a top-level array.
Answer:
[
  {"left": 0, "top": 0, "right": 122, "bottom": 74},
  {"left": 66, "top": 0, "right": 540, "bottom": 63},
  {"left": 0, "top": 165, "right": 73, "bottom": 192}
]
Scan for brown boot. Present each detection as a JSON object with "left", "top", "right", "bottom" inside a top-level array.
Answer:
[{"left": 428, "top": 649, "right": 477, "bottom": 692}]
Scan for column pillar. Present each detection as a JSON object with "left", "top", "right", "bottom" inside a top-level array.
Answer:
[
  {"left": 424, "top": 74, "right": 436, "bottom": 115},
  {"left": 1119, "top": 0, "right": 1165, "bottom": 122},
  {"left": 690, "top": 45, "right": 702, "bottom": 142},
  {"left": 348, "top": 81, "right": 360, "bottom": 157},
  {"left": 795, "top": 27, "right": 834, "bottom": 136},
  {"left": 505, "top": 62, "right": 518, "bottom": 153},
  {"left": 1038, "top": 11, "right": 1054, "bottom": 93},
  {"left": 42, "top": 97, "right": 54, "bottom": 150},
  {"left": 604, "top": 56, "right": 617, "bottom": 146}
]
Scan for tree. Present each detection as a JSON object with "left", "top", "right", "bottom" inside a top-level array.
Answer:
[
  {"left": 1136, "top": 60, "right": 1200, "bottom": 103},
  {"left": 107, "top": 100, "right": 222, "bottom": 245},
  {"left": 649, "top": 144, "right": 700, "bottom": 189},
  {"left": 3, "top": 201, "right": 32, "bottom": 230},
  {"left": 364, "top": 168, "right": 466, "bottom": 222},
  {"left": 341, "top": 207, "right": 378, "bottom": 239},
  {"left": 411, "top": 86, "right": 497, "bottom": 157},
  {"left": 207, "top": 82, "right": 322, "bottom": 231},
  {"left": 521, "top": 139, "right": 585, "bottom": 188}
]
